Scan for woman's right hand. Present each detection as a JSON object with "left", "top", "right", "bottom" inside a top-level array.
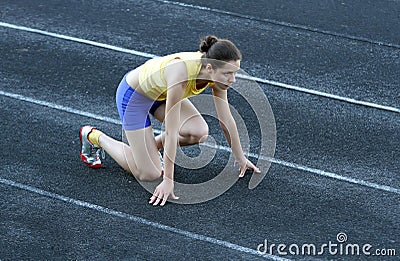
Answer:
[{"left": 149, "top": 178, "right": 179, "bottom": 206}]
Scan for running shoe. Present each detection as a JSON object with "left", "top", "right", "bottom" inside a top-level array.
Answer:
[{"left": 79, "top": 126, "right": 104, "bottom": 168}]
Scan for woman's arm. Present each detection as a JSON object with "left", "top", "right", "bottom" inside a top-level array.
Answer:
[
  {"left": 149, "top": 60, "right": 187, "bottom": 206},
  {"left": 212, "top": 87, "right": 260, "bottom": 177}
]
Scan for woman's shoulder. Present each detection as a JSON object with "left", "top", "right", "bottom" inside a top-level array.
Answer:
[
  {"left": 163, "top": 51, "right": 203, "bottom": 61},
  {"left": 163, "top": 59, "right": 189, "bottom": 84}
]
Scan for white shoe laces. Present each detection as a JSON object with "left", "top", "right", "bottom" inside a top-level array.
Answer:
[{"left": 92, "top": 146, "right": 105, "bottom": 160}]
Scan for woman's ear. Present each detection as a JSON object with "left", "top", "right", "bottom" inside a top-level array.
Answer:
[{"left": 206, "top": 63, "right": 213, "bottom": 72}]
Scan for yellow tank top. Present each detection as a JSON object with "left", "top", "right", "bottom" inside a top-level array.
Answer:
[{"left": 138, "top": 51, "right": 213, "bottom": 101}]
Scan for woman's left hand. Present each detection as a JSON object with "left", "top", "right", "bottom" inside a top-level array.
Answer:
[{"left": 237, "top": 158, "right": 261, "bottom": 178}]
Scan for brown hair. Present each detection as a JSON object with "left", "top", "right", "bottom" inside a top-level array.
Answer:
[{"left": 199, "top": 35, "right": 242, "bottom": 68}]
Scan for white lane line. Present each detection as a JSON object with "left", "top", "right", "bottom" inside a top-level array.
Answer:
[
  {"left": 0, "top": 177, "right": 286, "bottom": 260},
  {"left": 202, "top": 144, "right": 400, "bottom": 195},
  {"left": 0, "top": 90, "right": 121, "bottom": 125},
  {"left": 0, "top": 22, "right": 156, "bottom": 59},
  {"left": 153, "top": 0, "right": 400, "bottom": 49},
  {"left": 1, "top": 90, "right": 399, "bottom": 196},
  {"left": 238, "top": 74, "right": 400, "bottom": 114},
  {"left": 1, "top": 21, "right": 399, "bottom": 114}
]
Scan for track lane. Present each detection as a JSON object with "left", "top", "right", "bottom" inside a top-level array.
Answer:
[
  {"left": 157, "top": 0, "right": 400, "bottom": 47},
  {"left": 0, "top": 0, "right": 399, "bottom": 107}
]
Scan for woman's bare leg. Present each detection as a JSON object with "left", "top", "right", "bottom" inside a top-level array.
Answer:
[
  {"left": 124, "top": 126, "right": 162, "bottom": 181},
  {"left": 96, "top": 99, "right": 205, "bottom": 179},
  {"left": 98, "top": 126, "right": 162, "bottom": 181},
  {"left": 153, "top": 99, "right": 209, "bottom": 149},
  {"left": 98, "top": 134, "right": 134, "bottom": 174}
]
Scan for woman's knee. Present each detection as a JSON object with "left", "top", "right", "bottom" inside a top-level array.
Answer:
[
  {"left": 135, "top": 168, "right": 162, "bottom": 182},
  {"left": 124, "top": 150, "right": 162, "bottom": 181},
  {"left": 197, "top": 124, "right": 209, "bottom": 143},
  {"left": 187, "top": 122, "right": 209, "bottom": 143}
]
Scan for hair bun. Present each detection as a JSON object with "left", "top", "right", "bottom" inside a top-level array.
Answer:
[{"left": 199, "top": 35, "right": 219, "bottom": 53}]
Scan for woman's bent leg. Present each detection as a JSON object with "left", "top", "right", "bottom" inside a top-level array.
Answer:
[
  {"left": 124, "top": 126, "right": 163, "bottom": 181},
  {"left": 98, "top": 134, "right": 134, "bottom": 174},
  {"left": 98, "top": 126, "right": 162, "bottom": 181},
  {"left": 153, "top": 99, "right": 209, "bottom": 149}
]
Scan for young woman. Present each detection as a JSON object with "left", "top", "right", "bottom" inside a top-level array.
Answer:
[{"left": 79, "top": 35, "right": 260, "bottom": 206}]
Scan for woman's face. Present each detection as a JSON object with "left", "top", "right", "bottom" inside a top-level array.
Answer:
[{"left": 208, "top": 60, "right": 241, "bottom": 90}]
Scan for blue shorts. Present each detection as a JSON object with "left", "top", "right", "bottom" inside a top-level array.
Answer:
[{"left": 116, "top": 73, "right": 164, "bottom": 130}]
